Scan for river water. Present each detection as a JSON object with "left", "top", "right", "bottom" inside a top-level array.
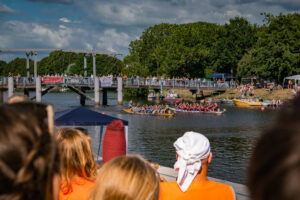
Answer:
[{"left": 4, "top": 91, "right": 277, "bottom": 184}]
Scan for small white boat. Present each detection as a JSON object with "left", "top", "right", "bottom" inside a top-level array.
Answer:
[{"left": 220, "top": 99, "right": 234, "bottom": 105}]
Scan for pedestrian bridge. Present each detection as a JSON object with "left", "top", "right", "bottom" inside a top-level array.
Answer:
[
  {"left": 0, "top": 76, "right": 236, "bottom": 90},
  {"left": 0, "top": 76, "right": 236, "bottom": 105}
]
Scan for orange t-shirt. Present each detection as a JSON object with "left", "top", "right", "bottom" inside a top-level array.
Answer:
[
  {"left": 160, "top": 180, "right": 235, "bottom": 200},
  {"left": 59, "top": 177, "right": 95, "bottom": 200}
]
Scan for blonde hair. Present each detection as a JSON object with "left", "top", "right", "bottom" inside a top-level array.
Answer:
[
  {"left": 91, "top": 155, "right": 159, "bottom": 200},
  {"left": 7, "top": 94, "right": 30, "bottom": 104},
  {"left": 57, "top": 128, "right": 97, "bottom": 193}
]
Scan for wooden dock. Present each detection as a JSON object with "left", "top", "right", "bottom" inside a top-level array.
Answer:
[{"left": 157, "top": 165, "right": 249, "bottom": 200}]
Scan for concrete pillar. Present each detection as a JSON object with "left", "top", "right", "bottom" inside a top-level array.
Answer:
[
  {"left": 92, "top": 54, "right": 96, "bottom": 78},
  {"left": 0, "top": 90, "right": 3, "bottom": 105},
  {"left": 8, "top": 77, "right": 14, "bottom": 98},
  {"left": 117, "top": 77, "right": 123, "bottom": 105},
  {"left": 34, "top": 52, "right": 37, "bottom": 79},
  {"left": 102, "top": 88, "right": 108, "bottom": 105},
  {"left": 26, "top": 53, "right": 30, "bottom": 77},
  {"left": 84, "top": 55, "right": 87, "bottom": 77},
  {"left": 80, "top": 87, "right": 86, "bottom": 106},
  {"left": 94, "top": 76, "right": 100, "bottom": 105},
  {"left": 24, "top": 88, "right": 29, "bottom": 97},
  {"left": 36, "top": 77, "right": 42, "bottom": 102}
]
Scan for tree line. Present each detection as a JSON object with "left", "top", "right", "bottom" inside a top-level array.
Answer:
[
  {"left": 0, "top": 13, "right": 299, "bottom": 82},
  {"left": 124, "top": 13, "right": 300, "bottom": 81},
  {"left": 0, "top": 51, "right": 124, "bottom": 77}
]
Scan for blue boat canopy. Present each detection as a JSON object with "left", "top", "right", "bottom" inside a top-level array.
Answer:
[
  {"left": 55, "top": 107, "right": 128, "bottom": 126},
  {"left": 211, "top": 73, "right": 234, "bottom": 79}
]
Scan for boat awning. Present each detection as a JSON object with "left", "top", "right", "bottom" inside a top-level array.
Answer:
[
  {"left": 55, "top": 107, "right": 128, "bottom": 126},
  {"left": 211, "top": 73, "right": 234, "bottom": 79}
]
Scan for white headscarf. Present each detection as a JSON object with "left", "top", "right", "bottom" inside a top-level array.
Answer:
[{"left": 174, "top": 131, "right": 211, "bottom": 192}]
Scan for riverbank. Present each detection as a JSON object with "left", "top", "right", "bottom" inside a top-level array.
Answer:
[{"left": 165, "top": 88, "right": 294, "bottom": 101}]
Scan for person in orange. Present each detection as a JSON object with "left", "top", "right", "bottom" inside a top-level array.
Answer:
[
  {"left": 57, "top": 128, "right": 97, "bottom": 200},
  {"left": 91, "top": 155, "right": 159, "bottom": 200},
  {"left": 160, "top": 132, "right": 235, "bottom": 200}
]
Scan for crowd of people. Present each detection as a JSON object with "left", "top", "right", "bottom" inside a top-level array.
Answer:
[
  {"left": 175, "top": 101, "right": 219, "bottom": 112},
  {"left": 128, "top": 101, "right": 173, "bottom": 114},
  {"left": 1, "top": 93, "right": 300, "bottom": 200}
]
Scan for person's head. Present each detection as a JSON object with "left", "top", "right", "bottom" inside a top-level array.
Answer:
[
  {"left": 174, "top": 131, "right": 212, "bottom": 192},
  {"left": 7, "top": 94, "right": 30, "bottom": 104},
  {"left": 91, "top": 155, "right": 159, "bottom": 200},
  {"left": 248, "top": 94, "right": 300, "bottom": 200},
  {"left": 0, "top": 102, "right": 59, "bottom": 200},
  {"left": 56, "top": 128, "right": 96, "bottom": 193}
]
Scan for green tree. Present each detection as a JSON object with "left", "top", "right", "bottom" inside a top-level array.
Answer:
[
  {"left": 210, "top": 17, "right": 257, "bottom": 76},
  {"left": 0, "top": 60, "right": 7, "bottom": 76},
  {"left": 253, "top": 13, "right": 300, "bottom": 81}
]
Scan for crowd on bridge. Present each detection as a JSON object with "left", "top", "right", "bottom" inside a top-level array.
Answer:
[{"left": 2, "top": 72, "right": 238, "bottom": 89}]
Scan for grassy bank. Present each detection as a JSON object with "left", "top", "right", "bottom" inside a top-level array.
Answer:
[{"left": 162, "top": 88, "right": 294, "bottom": 101}]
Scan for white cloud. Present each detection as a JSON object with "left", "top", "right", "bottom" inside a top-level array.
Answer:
[
  {"left": 96, "top": 29, "right": 130, "bottom": 52},
  {"left": 59, "top": 17, "right": 71, "bottom": 23},
  {"left": 0, "top": 20, "right": 130, "bottom": 58},
  {"left": 0, "top": 3, "right": 15, "bottom": 14}
]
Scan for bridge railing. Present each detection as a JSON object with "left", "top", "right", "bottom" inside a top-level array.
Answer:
[
  {"left": 124, "top": 78, "right": 236, "bottom": 89},
  {"left": 0, "top": 76, "right": 237, "bottom": 89}
]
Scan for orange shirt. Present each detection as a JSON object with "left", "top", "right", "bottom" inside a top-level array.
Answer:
[
  {"left": 59, "top": 177, "right": 95, "bottom": 200},
  {"left": 160, "top": 180, "right": 235, "bottom": 200}
]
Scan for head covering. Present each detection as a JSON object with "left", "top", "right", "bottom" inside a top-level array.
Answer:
[{"left": 174, "top": 131, "right": 210, "bottom": 192}]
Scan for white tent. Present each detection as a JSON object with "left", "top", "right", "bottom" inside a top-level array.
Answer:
[{"left": 283, "top": 75, "right": 300, "bottom": 87}]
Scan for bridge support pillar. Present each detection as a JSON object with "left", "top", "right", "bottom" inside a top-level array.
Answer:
[
  {"left": 26, "top": 53, "right": 30, "bottom": 77},
  {"left": 80, "top": 87, "right": 86, "bottom": 106},
  {"left": 94, "top": 77, "right": 100, "bottom": 106},
  {"left": 117, "top": 77, "right": 123, "bottom": 105},
  {"left": 102, "top": 88, "right": 108, "bottom": 105},
  {"left": 24, "top": 88, "right": 29, "bottom": 97},
  {"left": 36, "top": 77, "right": 42, "bottom": 102},
  {"left": 8, "top": 77, "right": 14, "bottom": 98},
  {"left": 154, "top": 88, "right": 160, "bottom": 102},
  {"left": 33, "top": 52, "right": 37, "bottom": 79},
  {"left": 0, "top": 90, "right": 3, "bottom": 105},
  {"left": 84, "top": 55, "right": 87, "bottom": 77}
]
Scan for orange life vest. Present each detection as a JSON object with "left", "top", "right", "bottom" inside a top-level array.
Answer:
[{"left": 160, "top": 180, "right": 235, "bottom": 200}]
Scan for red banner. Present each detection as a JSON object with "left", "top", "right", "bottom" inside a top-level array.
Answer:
[{"left": 42, "top": 77, "right": 64, "bottom": 84}]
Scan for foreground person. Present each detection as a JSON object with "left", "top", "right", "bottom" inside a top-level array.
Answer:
[
  {"left": 160, "top": 132, "right": 235, "bottom": 200},
  {"left": 90, "top": 155, "right": 159, "bottom": 200},
  {"left": 0, "top": 102, "right": 60, "bottom": 200},
  {"left": 248, "top": 94, "right": 300, "bottom": 200},
  {"left": 57, "top": 128, "right": 97, "bottom": 200}
]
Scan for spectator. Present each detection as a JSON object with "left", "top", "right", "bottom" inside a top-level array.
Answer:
[
  {"left": 248, "top": 94, "right": 300, "bottom": 200},
  {"left": 288, "top": 80, "right": 292, "bottom": 89},
  {"left": 160, "top": 132, "right": 235, "bottom": 200},
  {"left": 91, "top": 155, "right": 159, "bottom": 200},
  {"left": 7, "top": 94, "right": 30, "bottom": 104},
  {"left": 57, "top": 128, "right": 97, "bottom": 200},
  {"left": 0, "top": 102, "right": 60, "bottom": 200}
]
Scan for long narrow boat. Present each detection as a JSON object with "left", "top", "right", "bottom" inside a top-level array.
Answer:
[
  {"left": 122, "top": 109, "right": 175, "bottom": 117},
  {"left": 233, "top": 99, "right": 262, "bottom": 107},
  {"left": 163, "top": 97, "right": 184, "bottom": 103},
  {"left": 169, "top": 107, "right": 226, "bottom": 114}
]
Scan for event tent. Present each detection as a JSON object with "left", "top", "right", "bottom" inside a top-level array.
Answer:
[
  {"left": 283, "top": 75, "right": 300, "bottom": 87},
  {"left": 210, "top": 73, "right": 234, "bottom": 79},
  {"left": 55, "top": 107, "right": 129, "bottom": 158}
]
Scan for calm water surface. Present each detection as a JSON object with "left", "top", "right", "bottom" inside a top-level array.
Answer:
[{"left": 4, "top": 91, "right": 278, "bottom": 184}]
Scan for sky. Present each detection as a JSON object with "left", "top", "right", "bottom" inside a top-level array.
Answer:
[{"left": 0, "top": 0, "right": 299, "bottom": 62}]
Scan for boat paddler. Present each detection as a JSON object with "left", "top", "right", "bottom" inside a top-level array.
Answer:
[{"left": 160, "top": 132, "right": 236, "bottom": 200}]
